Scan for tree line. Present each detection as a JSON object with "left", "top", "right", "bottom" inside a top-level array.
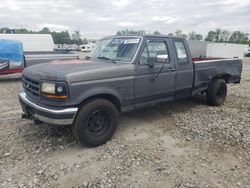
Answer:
[
  {"left": 1, "top": 27, "right": 249, "bottom": 45},
  {"left": 0, "top": 27, "right": 87, "bottom": 45},
  {"left": 116, "top": 28, "right": 250, "bottom": 45}
]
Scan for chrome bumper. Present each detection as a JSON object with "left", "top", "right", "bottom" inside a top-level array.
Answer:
[{"left": 19, "top": 92, "right": 78, "bottom": 125}]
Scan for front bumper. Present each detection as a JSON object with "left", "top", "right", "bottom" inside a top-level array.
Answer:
[{"left": 19, "top": 92, "right": 78, "bottom": 125}]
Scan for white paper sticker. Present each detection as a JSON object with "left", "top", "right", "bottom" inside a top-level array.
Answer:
[{"left": 124, "top": 39, "right": 140, "bottom": 44}]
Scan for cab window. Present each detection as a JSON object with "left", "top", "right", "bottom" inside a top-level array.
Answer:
[
  {"left": 174, "top": 41, "right": 188, "bottom": 64},
  {"left": 140, "top": 41, "right": 169, "bottom": 65}
]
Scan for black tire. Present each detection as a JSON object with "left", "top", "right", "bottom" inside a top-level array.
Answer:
[
  {"left": 72, "top": 99, "right": 118, "bottom": 147},
  {"left": 206, "top": 79, "right": 227, "bottom": 106}
]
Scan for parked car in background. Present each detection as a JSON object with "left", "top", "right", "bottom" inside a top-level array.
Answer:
[
  {"left": 245, "top": 48, "right": 250, "bottom": 57},
  {"left": 19, "top": 35, "right": 242, "bottom": 147}
]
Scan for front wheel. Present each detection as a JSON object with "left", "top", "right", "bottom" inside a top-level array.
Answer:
[
  {"left": 206, "top": 79, "right": 227, "bottom": 106},
  {"left": 72, "top": 99, "right": 118, "bottom": 147}
]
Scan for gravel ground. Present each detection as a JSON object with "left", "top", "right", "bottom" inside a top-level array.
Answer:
[{"left": 0, "top": 58, "right": 249, "bottom": 188}]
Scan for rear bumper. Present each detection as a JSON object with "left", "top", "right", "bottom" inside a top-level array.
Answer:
[{"left": 19, "top": 92, "right": 78, "bottom": 125}]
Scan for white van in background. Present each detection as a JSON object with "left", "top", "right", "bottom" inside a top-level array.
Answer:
[{"left": 80, "top": 43, "right": 95, "bottom": 52}]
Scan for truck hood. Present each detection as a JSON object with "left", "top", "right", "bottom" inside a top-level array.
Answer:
[{"left": 24, "top": 59, "right": 135, "bottom": 83}]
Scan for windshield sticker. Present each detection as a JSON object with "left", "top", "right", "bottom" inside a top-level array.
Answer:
[
  {"left": 124, "top": 39, "right": 140, "bottom": 44},
  {"left": 111, "top": 39, "right": 125, "bottom": 45}
]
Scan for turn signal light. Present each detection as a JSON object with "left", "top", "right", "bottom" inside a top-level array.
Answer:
[{"left": 43, "top": 94, "right": 68, "bottom": 100}]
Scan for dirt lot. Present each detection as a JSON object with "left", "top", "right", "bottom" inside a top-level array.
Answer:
[{"left": 0, "top": 58, "right": 249, "bottom": 188}]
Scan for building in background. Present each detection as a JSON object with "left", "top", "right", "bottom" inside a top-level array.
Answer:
[
  {"left": 188, "top": 40, "right": 247, "bottom": 59},
  {"left": 206, "top": 43, "right": 248, "bottom": 59},
  {"left": 0, "top": 34, "right": 54, "bottom": 52},
  {"left": 187, "top": 39, "right": 207, "bottom": 58}
]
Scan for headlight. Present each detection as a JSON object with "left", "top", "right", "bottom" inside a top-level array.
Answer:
[
  {"left": 41, "top": 82, "right": 68, "bottom": 100},
  {"left": 41, "top": 83, "right": 55, "bottom": 94}
]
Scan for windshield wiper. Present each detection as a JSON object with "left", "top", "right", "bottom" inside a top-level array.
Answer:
[{"left": 97, "top": 56, "right": 117, "bottom": 63}]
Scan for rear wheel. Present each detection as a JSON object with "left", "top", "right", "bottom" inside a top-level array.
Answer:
[
  {"left": 206, "top": 79, "right": 227, "bottom": 106},
  {"left": 72, "top": 99, "right": 118, "bottom": 147}
]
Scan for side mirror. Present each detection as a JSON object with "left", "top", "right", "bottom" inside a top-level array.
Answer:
[
  {"left": 156, "top": 54, "right": 169, "bottom": 63},
  {"left": 147, "top": 57, "right": 157, "bottom": 67}
]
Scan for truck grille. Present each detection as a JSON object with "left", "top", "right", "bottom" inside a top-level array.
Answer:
[{"left": 22, "top": 75, "right": 41, "bottom": 99}]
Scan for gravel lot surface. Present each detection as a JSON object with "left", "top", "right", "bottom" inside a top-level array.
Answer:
[{"left": 0, "top": 58, "right": 249, "bottom": 188}]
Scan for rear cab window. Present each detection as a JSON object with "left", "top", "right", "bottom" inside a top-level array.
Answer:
[{"left": 173, "top": 41, "right": 188, "bottom": 64}]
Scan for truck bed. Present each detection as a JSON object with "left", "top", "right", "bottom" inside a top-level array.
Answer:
[{"left": 192, "top": 58, "right": 242, "bottom": 94}]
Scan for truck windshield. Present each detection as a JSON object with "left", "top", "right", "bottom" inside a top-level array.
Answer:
[{"left": 89, "top": 37, "right": 141, "bottom": 63}]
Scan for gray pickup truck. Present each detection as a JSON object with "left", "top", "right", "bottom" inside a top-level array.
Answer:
[{"left": 19, "top": 35, "right": 242, "bottom": 147}]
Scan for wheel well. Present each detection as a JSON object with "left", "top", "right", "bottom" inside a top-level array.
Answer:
[
  {"left": 80, "top": 94, "right": 121, "bottom": 112},
  {"left": 213, "top": 74, "right": 231, "bottom": 83}
]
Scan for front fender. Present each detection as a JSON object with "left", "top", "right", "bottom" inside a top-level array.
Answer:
[{"left": 74, "top": 86, "right": 123, "bottom": 105}]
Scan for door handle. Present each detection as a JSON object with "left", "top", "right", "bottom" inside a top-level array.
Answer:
[{"left": 167, "top": 67, "right": 175, "bottom": 72}]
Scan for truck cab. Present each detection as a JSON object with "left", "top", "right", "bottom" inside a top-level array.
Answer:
[
  {"left": 19, "top": 35, "right": 242, "bottom": 147},
  {"left": 134, "top": 36, "right": 194, "bottom": 108}
]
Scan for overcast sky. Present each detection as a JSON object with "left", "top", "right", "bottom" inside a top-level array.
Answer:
[{"left": 0, "top": 0, "right": 249, "bottom": 38}]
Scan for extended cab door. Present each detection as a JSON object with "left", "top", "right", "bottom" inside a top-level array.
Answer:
[
  {"left": 134, "top": 38, "right": 176, "bottom": 107},
  {"left": 171, "top": 39, "right": 194, "bottom": 99}
]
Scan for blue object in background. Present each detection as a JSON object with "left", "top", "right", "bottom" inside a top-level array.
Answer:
[{"left": 0, "top": 39, "right": 24, "bottom": 70}]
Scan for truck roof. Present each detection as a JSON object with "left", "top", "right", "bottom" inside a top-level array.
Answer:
[{"left": 103, "top": 35, "right": 185, "bottom": 40}]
